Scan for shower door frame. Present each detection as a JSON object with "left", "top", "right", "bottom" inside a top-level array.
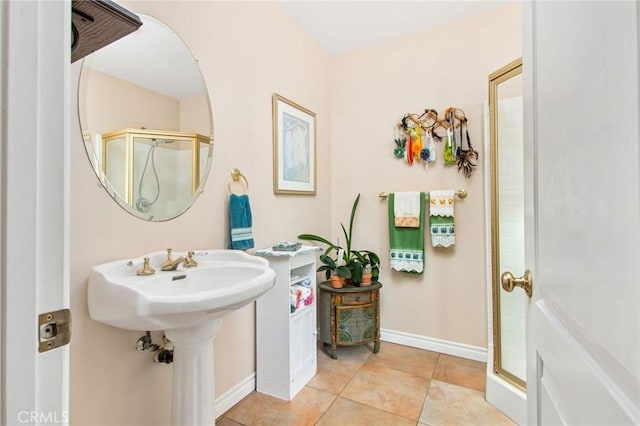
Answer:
[
  {"left": 484, "top": 58, "right": 527, "bottom": 425},
  {"left": 489, "top": 58, "right": 526, "bottom": 391}
]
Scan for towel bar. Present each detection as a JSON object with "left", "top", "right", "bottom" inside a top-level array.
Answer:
[
  {"left": 227, "top": 168, "right": 249, "bottom": 195},
  {"left": 378, "top": 189, "right": 468, "bottom": 200}
]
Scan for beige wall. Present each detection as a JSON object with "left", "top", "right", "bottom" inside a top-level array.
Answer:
[
  {"left": 70, "top": 2, "right": 520, "bottom": 425},
  {"left": 70, "top": 1, "right": 331, "bottom": 425},
  {"left": 81, "top": 68, "right": 180, "bottom": 134},
  {"left": 180, "top": 94, "right": 211, "bottom": 135},
  {"left": 330, "top": 4, "right": 521, "bottom": 347}
]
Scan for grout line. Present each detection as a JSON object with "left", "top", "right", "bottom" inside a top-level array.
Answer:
[
  {"left": 313, "top": 393, "right": 339, "bottom": 426},
  {"left": 313, "top": 345, "right": 374, "bottom": 425},
  {"left": 333, "top": 345, "right": 434, "bottom": 424}
]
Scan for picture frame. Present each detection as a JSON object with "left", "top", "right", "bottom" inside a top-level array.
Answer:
[{"left": 272, "top": 94, "right": 316, "bottom": 195}]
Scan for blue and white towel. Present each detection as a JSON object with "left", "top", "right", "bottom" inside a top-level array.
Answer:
[{"left": 228, "top": 194, "right": 254, "bottom": 250}]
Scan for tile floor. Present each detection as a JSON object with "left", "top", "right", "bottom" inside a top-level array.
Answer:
[{"left": 218, "top": 342, "right": 515, "bottom": 426}]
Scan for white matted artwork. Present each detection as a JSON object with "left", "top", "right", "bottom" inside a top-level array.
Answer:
[{"left": 272, "top": 94, "right": 316, "bottom": 195}]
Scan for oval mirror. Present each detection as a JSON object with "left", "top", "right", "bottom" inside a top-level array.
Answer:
[{"left": 78, "top": 14, "right": 213, "bottom": 222}]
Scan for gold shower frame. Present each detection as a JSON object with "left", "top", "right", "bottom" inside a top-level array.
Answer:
[
  {"left": 101, "top": 128, "right": 212, "bottom": 206},
  {"left": 489, "top": 58, "right": 526, "bottom": 392}
]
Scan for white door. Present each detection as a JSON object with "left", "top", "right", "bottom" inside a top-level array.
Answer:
[
  {"left": 1, "top": 1, "right": 70, "bottom": 425},
  {"left": 524, "top": 2, "right": 639, "bottom": 424}
]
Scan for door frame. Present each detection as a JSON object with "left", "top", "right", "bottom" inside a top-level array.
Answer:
[{"left": 1, "top": 1, "right": 70, "bottom": 424}]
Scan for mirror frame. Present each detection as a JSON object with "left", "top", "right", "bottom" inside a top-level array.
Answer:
[
  {"left": 489, "top": 57, "right": 525, "bottom": 391},
  {"left": 78, "top": 13, "right": 214, "bottom": 222}
]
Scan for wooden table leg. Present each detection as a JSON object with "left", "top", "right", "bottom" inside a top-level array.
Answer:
[{"left": 330, "top": 294, "right": 338, "bottom": 359}]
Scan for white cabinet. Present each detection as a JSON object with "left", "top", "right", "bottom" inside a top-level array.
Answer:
[{"left": 256, "top": 247, "right": 320, "bottom": 401}]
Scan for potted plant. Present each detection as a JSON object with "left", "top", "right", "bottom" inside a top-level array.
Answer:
[
  {"left": 352, "top": 250, "right": 380, "bottom": 286},
  {"left": 299, "top": 194, "right": 380, "bottom": 286},
  {"left": 317, "top": 254, "right": 351, "bottom": 288}
]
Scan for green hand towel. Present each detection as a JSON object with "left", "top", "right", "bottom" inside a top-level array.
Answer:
[{"left": 388, "top": 192, "right": 425, "bottom": 273}]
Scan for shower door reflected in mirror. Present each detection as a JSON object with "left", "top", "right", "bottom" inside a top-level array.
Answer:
[
  {"left": 101, "top": 129, "right": 210, "bottom": 220},
  {"left": 490, "top": 58, "right": 526, "bottom": 390},
  {"left": 78, "top": 14, "right": 213, "bottom": 222}
]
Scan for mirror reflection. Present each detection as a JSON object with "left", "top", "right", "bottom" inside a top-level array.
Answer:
[
  {"left": 79, "top": 13, "right": 213, "bottom": 221},
  {"left": 489, "top": 58, "right": 526, "bottom": 389}
]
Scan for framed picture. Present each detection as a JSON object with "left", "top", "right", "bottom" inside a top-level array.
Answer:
[{"left": 272, "top": 94, "right": 316, "bottom": 195}]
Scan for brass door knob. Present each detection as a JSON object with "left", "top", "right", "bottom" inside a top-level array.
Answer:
[{"left": 501, "top": 269, "right": 533, "bottom": 298}]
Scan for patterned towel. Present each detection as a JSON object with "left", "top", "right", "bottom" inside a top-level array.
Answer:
[
  {"left": 393, "top": 191, "right": 421, "bottom": 228},
  {"left": 290, "top": 285, "right": 314, "bottom": 312},
  {"left": 228, "top": 194, "right": 254, "bottom": 250},
  {"left": 388, "top": 192, "right": 425, "bottom": 273},
  {"left": 429, "top": 190, "right": 455, "bottom": 248}
]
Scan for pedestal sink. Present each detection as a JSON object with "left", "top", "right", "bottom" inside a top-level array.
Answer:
[{"left": 87, "top": 250, "right": 276, "bottom": 426}]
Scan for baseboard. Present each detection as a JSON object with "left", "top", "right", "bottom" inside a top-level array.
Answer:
[
  {"left": 214, "top": 372, "right": 255, "bottom": 418},
  {"left": 380, "top": 328, "right": 487, "bottom": 362},
  {"left": 486, "top": 371, "right": 526, "bottom": 424}
]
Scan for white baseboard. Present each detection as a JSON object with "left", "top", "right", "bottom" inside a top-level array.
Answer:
[
  {"left": 380, "top": 328, "right": 487, "bottom": 362},
  {"left": 486, "top": 371, "right": 526, "bottom": 424},
  {"left": 214, "top": 373, "right": 255, "bottom": 419}
]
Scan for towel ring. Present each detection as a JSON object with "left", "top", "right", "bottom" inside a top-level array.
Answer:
[{"left": 227, "top": 168, "right": 249, "bottom": 195}]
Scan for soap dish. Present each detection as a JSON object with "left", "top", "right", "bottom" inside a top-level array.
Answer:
[{"left": 272, "top": 242, "right": 301, "bottom": 252}]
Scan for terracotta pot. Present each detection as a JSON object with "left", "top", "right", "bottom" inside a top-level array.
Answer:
[
  {"left": 359, "top": 273, "right": 372, "bottom": 286},
  {"left": 330, "top": 275, "right": 345, "bottom": 289}
]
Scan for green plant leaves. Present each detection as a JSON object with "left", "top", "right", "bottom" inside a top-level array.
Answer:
[
  {"left": 336, "top": 265, "right": 352, "bottom": 278},
  {"left": 298, "top": 193, "right": 380, "bottom": 285}
]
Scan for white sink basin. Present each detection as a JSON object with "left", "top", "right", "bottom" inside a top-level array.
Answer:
[
  {"left": 88, "top": 249, "right": 276, "bottom": 425},
  {"left": 88, "top": 249, "right": 276, "bottom": 331}
]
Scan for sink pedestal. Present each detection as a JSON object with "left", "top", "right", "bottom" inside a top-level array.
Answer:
[{"left": 165, "top": 317, "right": 222, "bottom": 426}]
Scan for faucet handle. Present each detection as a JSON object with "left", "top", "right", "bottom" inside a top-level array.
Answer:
[
  {"left": 161, "top": 248, "right": 174, "bottom": 269},
  {"left": 137, "top": 257, "right": 156, "bottom": 276},
  {"left": 184, "top": 251, "right": 198, "bottom": 268}
]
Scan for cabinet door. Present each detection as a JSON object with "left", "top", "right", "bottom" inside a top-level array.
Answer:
[
  {"left": 290, "top": 307, "right": 316, "bottom": 380},
  {"left": 336, "top": 303, "right": 376, "bottom": 344}
]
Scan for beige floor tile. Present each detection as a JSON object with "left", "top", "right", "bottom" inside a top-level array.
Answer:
[
  {"left": 341, "top": 362, "right": 430, "bottom": 421},
  {"left": 419, "top": 380, "right": 515, "bottom": 426},
  {"left": 365, "top": 342, "right": 439, "bottom": 379},
  {"left": 316, "top": 397, "right": 416, "bottom": 426},
  {"left": 215, "top": 417, "right": 243, "bottom": 426},
  {"left": 432, "top": 354, "right": 486, "bottom": 392},
  {"left": 308, "top": 344, "right": 372, "bottom": 394},
  {"left": 225, "top": 387, "right": 336, "bottom": 426},
  {"left": 318, "top": 341, "right": 374, "bottom": 363}
]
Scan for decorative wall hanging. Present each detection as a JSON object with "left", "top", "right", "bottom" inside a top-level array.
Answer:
[
  {"left": 393, "top": 107, "right": 478, "bottom": 178},
  {"left": 273, "top": 94, "right": 316, "bottom": 195}
]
